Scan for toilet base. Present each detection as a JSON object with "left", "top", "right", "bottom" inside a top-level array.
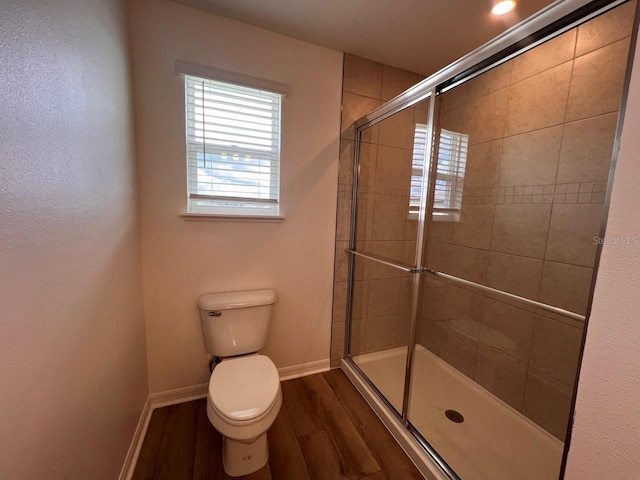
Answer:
[{"left": 222, "top": 432, "right": 269, "bottom": 477}]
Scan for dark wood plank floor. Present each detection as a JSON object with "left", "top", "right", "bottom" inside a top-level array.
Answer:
[{"left": 132, "top": 369, "right": 423, "bottom": 480}]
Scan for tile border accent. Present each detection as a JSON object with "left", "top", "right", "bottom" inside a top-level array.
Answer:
[{"left": 464, "top": 182, "right": 607, "bottom": 205}]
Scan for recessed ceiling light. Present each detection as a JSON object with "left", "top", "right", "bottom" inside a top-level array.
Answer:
[{"left": 492, "top": 0, "right": 516, "bottom": 15}]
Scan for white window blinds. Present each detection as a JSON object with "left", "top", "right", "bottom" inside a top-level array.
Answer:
[
  {"left": 410, "top": 125, "right": 468, "bottom": 221},
  {"left": 185, "top": 75, "right": 283, "bottom": 215},
  {"left": 433, "top": 128, "right": 468, "bottom": 220},
  {"left": 409, "top": 124, "right": 429, "bottom": 215}
]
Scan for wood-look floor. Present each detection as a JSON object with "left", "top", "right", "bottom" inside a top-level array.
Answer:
[{"left": 132, "top": 369, "right": 423, "bottom": 480}]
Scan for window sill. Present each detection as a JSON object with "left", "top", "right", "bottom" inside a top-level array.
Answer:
[{"left": 180, "top": 213, "right": 285, "bottom": 223}]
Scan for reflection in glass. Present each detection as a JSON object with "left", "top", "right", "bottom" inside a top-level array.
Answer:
[
  {"left": 349, "top": 255, "right": 412, "bottom": 416},
  {"left": 409, "top": 124, "right": 428, "bottom": 216},
  {"left": 353, "top": 97, "right": 430, "bottom": 266},
  {"left": 433, "top": 129, "right": 468, "bottom": 221}
]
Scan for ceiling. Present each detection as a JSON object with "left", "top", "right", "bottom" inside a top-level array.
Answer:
[{"left": 171, "top": 0, "right": 557, "bottom": 76}]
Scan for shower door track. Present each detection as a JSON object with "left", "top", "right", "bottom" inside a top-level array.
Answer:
[{"left": 341, "top": 356, "right": 460, "bottom": 480}]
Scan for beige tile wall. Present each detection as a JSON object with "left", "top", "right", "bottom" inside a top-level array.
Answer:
[
  {"left": 331, "top": 55, "right": 424, "bottom": 367},
  {"left": 419, "top": 2, "right": 635, "bottom": 439}
]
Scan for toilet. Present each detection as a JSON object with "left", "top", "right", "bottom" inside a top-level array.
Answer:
[{"left": 198, "top": 289, "right": 281, "bottom": 477}]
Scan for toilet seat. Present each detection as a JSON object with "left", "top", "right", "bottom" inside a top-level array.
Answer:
[{"left": 209, "top": 354, "right": 280, "bottom": 423}]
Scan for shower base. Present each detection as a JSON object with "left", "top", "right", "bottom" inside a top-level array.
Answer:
[{"left": 353, "top": 345, "right": 563, "bottom": 480}]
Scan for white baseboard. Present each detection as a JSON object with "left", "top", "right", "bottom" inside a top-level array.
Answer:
[
  {"left": 119, "top": 358, "right": 329, "bottom": 480},
  {"left": 149, "top": 382, "right": 209, "bottom": 409},
  {"left": 118, "top": 397, "right": 152, "bottom": 480},
  {"left": 118, "top": 383, "right": 208, "bottom": 480},
  {"left": 278, "top": 358, "right": 330, "bottom": 381}
]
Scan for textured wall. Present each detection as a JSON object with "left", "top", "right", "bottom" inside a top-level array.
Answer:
[
  {"left": 128, "top": 0, "right": 343, "bottom": 393},
  {"left": 0, "top": 1, "right": 148, "bottom": 478}
]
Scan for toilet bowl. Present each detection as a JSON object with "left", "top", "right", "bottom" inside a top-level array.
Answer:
[
  {"left": 206, "top": 354, "right": 282, "bottom": 476},
  {"left": 198, "top": 289, "right": 279, "bottom": 476}
]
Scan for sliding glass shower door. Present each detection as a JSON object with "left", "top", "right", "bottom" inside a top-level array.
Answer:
[
  {"left": 344, "top": 2, "right": 635, "bottom": 479},
  {"left": 407, "top": 4, "right": 633, "bottom": 477},
  {"left": 347, "top": 2, "right": 636, "bottom": 480},
  {"left": 347, "top": 95, "right": 432, "bottom": 416}
]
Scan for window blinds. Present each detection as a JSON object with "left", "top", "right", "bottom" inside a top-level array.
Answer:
[
  {"left": 433, "top": 128, "right": 468, "bottom": 219},
  {"left": 409, "top": 124, "right": 429, "bottom": 213},
  {"left": 410, "top": 125, "right": 468, "bottom": 220},
  {"left": 185, "top": 75, "right": 283, "bottom": 215}
]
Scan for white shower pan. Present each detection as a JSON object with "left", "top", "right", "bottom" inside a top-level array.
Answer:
[{"left": 352, "top": 345, "right": 564, "bottom": 480}]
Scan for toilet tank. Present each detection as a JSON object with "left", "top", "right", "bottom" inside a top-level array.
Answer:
[{"left": 198, "top": 289, "right": 277, "bottom": 358}]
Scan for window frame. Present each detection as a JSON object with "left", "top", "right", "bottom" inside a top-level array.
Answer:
[{"left": 175, "top": 61, "right": 289, "bottom": 220}]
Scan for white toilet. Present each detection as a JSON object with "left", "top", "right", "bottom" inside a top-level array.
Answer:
[{"left": 198, "top": 289, "right": 281, "bottom": 477}]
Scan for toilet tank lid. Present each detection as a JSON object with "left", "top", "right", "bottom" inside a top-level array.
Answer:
[{"left": 198, "top": 289, "right": 277, "bottom": 311}]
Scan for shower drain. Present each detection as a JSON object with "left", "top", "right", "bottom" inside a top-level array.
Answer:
[{"left": 445, "top": 409, "right": 465, "bottom": 423}]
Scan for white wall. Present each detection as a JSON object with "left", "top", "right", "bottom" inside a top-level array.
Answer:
[
  {"left": 0, "top": 1, "right": 148, "bottom": 479},
  {"left": 565, "top": 29, "right": 640, "bottom": 479},
  {"left": 128, "top": 0, "right": 343, "bottom": 393}
]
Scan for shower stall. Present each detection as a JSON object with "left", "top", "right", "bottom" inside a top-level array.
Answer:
[{"left": 339, "top": 1, "right": 637, "bottom": 479}]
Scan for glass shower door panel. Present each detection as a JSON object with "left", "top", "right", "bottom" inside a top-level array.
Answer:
[
  {"left": 353, "top": 98, "right": 431, "bottom": 267},
  {"left": 348, "top": 255, "right": 412, "bottom": 415},
  {"left": 410, "top": 274, "right": 566, "bottom": 480},
  {"left": 409, "top": 4, "right": 634, "bottom": 479},
  {"left": 348, "top": 96, "right": 431, "bottom": 416}
]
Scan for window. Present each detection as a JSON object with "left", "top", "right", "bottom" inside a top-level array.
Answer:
[
  {"left": 409, "top": 124, "right": 429, "bottom": 216},
  {"left": 184, "top": 75, "right": 283, "bottom": 216},
  {"left": 410, "top": 125, "right": 468, "bottom": 221}
]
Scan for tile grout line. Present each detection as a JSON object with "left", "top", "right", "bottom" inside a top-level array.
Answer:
[{"left": 534, "top": 25, "right": 579, "bottom": 312}]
